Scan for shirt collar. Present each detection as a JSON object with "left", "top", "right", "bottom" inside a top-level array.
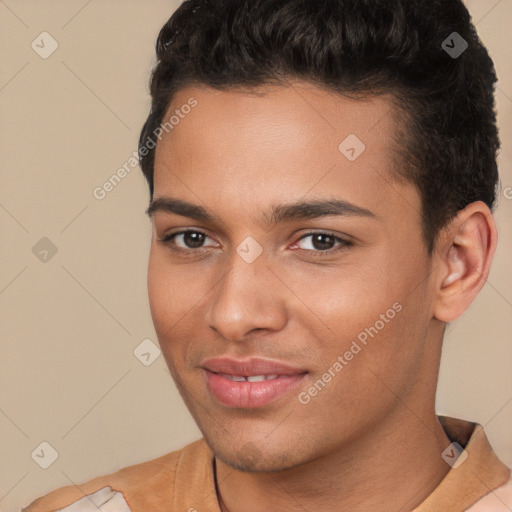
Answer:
[
  {"left": 413, "top": 415, "right": 510, "bottom": 511},
  {"left": 174, "top": 416, "right": 510, "bottom": 512}
]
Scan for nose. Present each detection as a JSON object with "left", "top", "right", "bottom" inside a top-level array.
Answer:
[{"left": 204, "top": 250, "right": 288, "bottom": 341}]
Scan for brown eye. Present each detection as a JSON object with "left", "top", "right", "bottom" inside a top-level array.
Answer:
[
  {"left": 295, "top": 233, "right": 352, "bottom": 257},
  {"left": 309, "top": 234, "right": 336, "bottom": 250},
  {"left": 295, "top": 232, "right": 351, "bottom": 253},
  {"left": 159, "top": 230, "right": 217, "bottom": 251},
  {"left": 179, "top": 231, "right": 206, "bottom": 248}
]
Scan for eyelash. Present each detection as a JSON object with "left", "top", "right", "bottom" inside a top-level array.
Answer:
[{"left": 158, "top": 229, "right": 353, "bottom": 259}]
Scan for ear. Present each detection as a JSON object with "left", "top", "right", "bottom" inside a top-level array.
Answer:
[{"left": 433, "top": 201, "right": 498, "bottom": 322}]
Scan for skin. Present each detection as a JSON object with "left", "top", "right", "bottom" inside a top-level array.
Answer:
[{"left": 146, "top": 82, "right": 497, "bottom": 512}]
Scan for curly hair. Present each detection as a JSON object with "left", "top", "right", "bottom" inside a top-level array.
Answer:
[{"left": 139, "top": 0, "right": 500, "bottom": 253}]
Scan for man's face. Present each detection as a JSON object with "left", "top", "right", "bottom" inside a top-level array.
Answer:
[{"left": 148, "top": 83, "right": 437, "bottom": 472}]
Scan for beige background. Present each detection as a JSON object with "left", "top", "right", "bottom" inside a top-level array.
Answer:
[{"left": 0, "top": 0, "right": 511, "bottom": 510}]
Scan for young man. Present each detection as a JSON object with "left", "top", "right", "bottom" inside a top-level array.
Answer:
[{"left": 24, "top": 0, "right": 511, "bottom": 510}]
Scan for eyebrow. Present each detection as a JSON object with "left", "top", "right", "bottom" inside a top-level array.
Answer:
[{"left": 146, "top": 196, "right": 377, "bottom": 225}]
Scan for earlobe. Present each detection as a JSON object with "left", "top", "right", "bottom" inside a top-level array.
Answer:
[{"left": 433, "top": 202, "right": 497, "bottom": 323}]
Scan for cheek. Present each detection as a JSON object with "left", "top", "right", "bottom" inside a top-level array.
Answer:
[
  {"left": 147, "top": 251, "right": 168, "bottom": 327},
  {"left": 294, "top": 253, "right": 428, "bottom": 381},
  {"left": 288, "top": 262, "right": 392, "bottom": 335},
  {"left": 350, "top": 283, "right": 431, "bottom": 394},
  {"left": 147, "top": 249, "right": 212, "bottom": 367},
  {"left": 147, "top": 249, "right": 189, "bottom": 337},
  {"left": 147, "top": 252, "right": 189, "bottom": 375}
]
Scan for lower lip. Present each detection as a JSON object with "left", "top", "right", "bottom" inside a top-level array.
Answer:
[{"left": 204, "top": 370, "right": 307, "bottom": 408}]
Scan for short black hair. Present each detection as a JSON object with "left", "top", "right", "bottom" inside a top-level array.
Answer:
[{"left": 139, "top": 0, "right": 500, "bottom": 253}]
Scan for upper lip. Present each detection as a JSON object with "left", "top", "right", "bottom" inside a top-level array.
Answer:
[{"left": 201, "top": 357, "right": 307, "bottom": 376}]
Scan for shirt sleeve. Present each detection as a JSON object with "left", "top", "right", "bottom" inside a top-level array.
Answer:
[{"left": 53, "top": 486, "right": 132, "bottom": 512}]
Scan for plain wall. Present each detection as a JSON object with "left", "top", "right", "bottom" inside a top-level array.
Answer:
[{"left": 0, "top": 0, "right": 510, "bottom": 510}]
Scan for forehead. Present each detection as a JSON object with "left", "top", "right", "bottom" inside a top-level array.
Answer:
[{"left": 153, "top": 82, "right": 418, "bottom": 225}]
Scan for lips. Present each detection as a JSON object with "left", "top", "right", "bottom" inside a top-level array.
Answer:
[
  {"left": 201, "top": 357, "right": 307, "bottom": 377},
  {"left": 201, "top": 357, "right": 308, "bottom": 408}
]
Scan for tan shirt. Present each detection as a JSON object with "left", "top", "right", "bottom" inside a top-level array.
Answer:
[{"left": 23, "top": 416, "right": 511, "bottom": 512}]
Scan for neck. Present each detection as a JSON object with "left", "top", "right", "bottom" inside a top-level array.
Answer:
[{"left": 215, "top": 409, "right": 452, "bottom": 512}]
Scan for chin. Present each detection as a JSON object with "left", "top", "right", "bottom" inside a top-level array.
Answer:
[{"left": 208, "top": 436, "right": 305, "bottom": 473}]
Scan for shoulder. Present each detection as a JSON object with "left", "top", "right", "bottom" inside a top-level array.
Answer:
[
  {"left": 466, "top": 477, "right": 512, "bottom": 511},
  {"left": 22, "top": 438, "right": 207, "bottom": 512}
]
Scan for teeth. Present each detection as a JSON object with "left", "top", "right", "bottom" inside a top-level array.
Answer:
[
  {"left": 218, "top": 373, "right": 280, "bottom": 382},
  {"left": 247, "top": 374, "right": 279, "bottom": 382},
  {"left": 220, "top": 373, "right": 247, "bottom": 381},
  {"left": 247, "top": 375, "right": 266, "bottom": 382}
]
